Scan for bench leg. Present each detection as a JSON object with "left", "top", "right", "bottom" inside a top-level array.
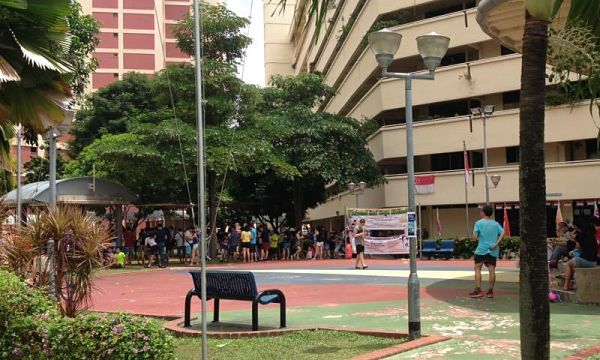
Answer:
[
  {"left": 184, "top": 290, "right": 195, "bottom": 328},
  {"left": 213, "top": 298, "right": 220, "bottom": 323},
  {"left": 280, "top": 297, "right": 286, "bottom": 329},
  {"left": 252, "top": 300, "right": 259, "bottom": 331}
]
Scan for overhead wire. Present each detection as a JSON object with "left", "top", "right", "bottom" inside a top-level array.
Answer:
[{"left": 153, "top": 0, "right": 196, "bottom": 226}]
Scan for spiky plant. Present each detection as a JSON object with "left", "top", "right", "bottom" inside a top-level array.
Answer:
[{"left": 19, "top": 206, "right": 109, "bottom": 317}]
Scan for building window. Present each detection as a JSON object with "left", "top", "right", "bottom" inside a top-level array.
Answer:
[
  {"left": 431, "top": 152, "right": 464, "bottom": 171},
  {"left": 503, "top": 90, "right": 520, "bottom": 110},
  {"left": 506, "top": 146, "right": 520, "bottom": 164},
  {"left": 501, "top": 46, "right": 516, "bottom": 56},
  {"left": 424, "top": 1, "right": 476, "bottom": 18},
  {"left": 585, "top": 139, "right": 598, "bottom": 159},
  {"left": 471, "top": 151, "right": 483, "bottom": 168}
]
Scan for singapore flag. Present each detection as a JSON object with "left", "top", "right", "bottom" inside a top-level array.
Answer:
[{"left": 415, "top": 175, "right": 435, "bottom": 194}]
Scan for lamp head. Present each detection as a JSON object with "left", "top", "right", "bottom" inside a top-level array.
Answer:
[
  {"left": 470, "top": 107, "right": 482, "bottom": 116},
  {"left": 358, "top": 181, "right": 367, "bottom": 191},
  {"left": 368, "top": 29, "right": 402, "bottom": 69},
  {"left": 416, "top": 32, "right": 450, "bottom": 71},
  {"left": 483, "top": 105, "right": 495, "bottom": 116},
  {"left": 347, "top": 182, "right": 356, "bottom": 192},
  {"left": 491, "top": 174, "right": 502, "bottom": 188}
]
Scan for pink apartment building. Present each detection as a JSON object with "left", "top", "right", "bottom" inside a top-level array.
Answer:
[{"left": 80, "top": 0, "right": 215, "bottom": 90}]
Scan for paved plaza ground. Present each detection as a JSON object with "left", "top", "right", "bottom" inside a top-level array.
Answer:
[{"left": 91, "top": 259, "right": 600, "bottom": 359}]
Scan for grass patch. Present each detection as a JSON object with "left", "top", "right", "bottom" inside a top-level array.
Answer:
[{"left": 174, "top": 330, "right": 404, "bottom": 360}]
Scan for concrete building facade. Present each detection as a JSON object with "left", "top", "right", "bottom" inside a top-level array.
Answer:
[{"left": 264, "top": 0, "right": 600, "bottom": 237}]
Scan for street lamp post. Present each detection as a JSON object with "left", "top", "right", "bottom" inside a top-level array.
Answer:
[
  {"left": 471, "top": 105, "right": 496, "bottom": 204},
  {"left": 368, "top": 29, "right": 450, "bottom": 340},
  {"left": 348, "top": 181, "right": 367, "bottom": 208}
]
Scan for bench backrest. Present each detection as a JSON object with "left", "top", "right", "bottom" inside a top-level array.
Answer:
[
  {"left": 422, "top": 240, "right": 437, "bottom": 250},
  {"left": 440, "top": 240, "right": 455, "bottom": 250},
  {"left": 189, "top": 270, "right": 258, "bottom": 299}
]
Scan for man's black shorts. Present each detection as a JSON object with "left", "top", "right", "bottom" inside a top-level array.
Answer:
[{"left": 474, "top": 254, "right": 497, "bottom": 267}]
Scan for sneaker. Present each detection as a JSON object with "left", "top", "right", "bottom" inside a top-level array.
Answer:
[
  {"left": 469, "top": 289, "right": 483, "bottom": 298},
  {"left": 487, "top": 289, "right": 494, "bottom": 298}
]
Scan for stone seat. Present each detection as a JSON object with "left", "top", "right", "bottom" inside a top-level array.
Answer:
[{"left": 575, "top": 266, "right": 600, "bottom": 305}]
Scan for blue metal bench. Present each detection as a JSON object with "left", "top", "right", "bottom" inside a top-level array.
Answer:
[
  {"left": 421, "top": 240, "right": 437, "bottom": 259},
  {"left": 184, "top": 270, "right": 286, "bottom": 331},
  {"left": 437, "top": 239, "right": 455, "bottom": 260}
]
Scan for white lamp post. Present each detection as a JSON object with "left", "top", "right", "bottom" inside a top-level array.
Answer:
[
  {"left": 368, "top": 29, "right": 450, "bottom": 340},
  {"left": 348, "top": 181, "right": 367, "bottom": 208},
  {"left": 470, "top": 105, "right": 498, "bottom": 204}
]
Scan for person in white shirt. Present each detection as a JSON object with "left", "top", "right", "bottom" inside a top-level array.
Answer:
[{"left": 145, "top": 235, "right": 158, "bottom": 268}]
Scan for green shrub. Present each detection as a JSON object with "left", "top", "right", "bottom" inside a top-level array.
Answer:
[
  {"left": 0, "top": 269, "right": 57, "bottom": 359},
  {"left": 44, "top": 313, "right": 175, "bottom": 360},
  {"left": 431, "top": 236, "right": 521, "bottom": 259},
  {"left": 0, "top": 270, "right": 174, "bottom": 359}
]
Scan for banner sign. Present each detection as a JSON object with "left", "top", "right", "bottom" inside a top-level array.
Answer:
[
  {"left": 346, "top": 208, "right": 408, "bottom": 230},
  {"left": 364, "top": 235, "right": 409, "bottom": 255},
  {"left": 407, "top": 212, "right": 417, "bottom": 238}
]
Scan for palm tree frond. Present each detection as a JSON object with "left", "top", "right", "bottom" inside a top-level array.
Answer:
[
  {"left": 0, "top": 0, "right": 27, "bottom": 9},
  {"left": 275, "top": 0, "right": 332, "bottom": 41},
  {"left": 0, "top": 55, "right": 20, "bottom": 82},
  {"left": 10, "top": 27, "right": 72, "bottom": 73}
]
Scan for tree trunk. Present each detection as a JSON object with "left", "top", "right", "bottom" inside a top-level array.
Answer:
[
  {"left": 292, "top": 180, "right": 304, "bottom": 228},
  {"left": 519, "top": 12, "right": 550, "bottom": 360},
  {"left": 207, "top": 170, "right": 218, "bottom": 257}
]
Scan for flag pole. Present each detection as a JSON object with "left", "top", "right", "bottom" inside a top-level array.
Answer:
[{"left": 463, "top": 141, "right": 470, "bottom": 237}]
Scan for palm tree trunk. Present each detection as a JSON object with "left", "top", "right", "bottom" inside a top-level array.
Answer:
[{"left": 519, "top": 11, "right": 550, "bottom": 360}]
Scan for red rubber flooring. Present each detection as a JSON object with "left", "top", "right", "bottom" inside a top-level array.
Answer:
[{"left": 90, "top": 259, "right": 517, "bottom": 317}]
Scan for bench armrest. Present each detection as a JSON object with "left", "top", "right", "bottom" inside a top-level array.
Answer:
[{"left": 255, "top": 289, "right": 286, "bottom": 305}]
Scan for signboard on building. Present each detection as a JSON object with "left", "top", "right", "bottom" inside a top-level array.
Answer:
[{"left": 346, "top": 207, "right": 408, "bottom": 230}]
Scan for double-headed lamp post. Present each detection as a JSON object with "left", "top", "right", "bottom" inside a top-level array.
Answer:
[
  {"left": 368, "top": 29, "right": 450, "bottom": 340},
  {"left": 470, "top": 105, "right": 498, "bottom": 204},
  {"left": 348, "top": 181, "right": 367, "bottom": 208}
]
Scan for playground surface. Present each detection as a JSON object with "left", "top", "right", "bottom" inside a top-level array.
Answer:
[{"left": 91, "top": 259, "right": 600, "bottom": 359}]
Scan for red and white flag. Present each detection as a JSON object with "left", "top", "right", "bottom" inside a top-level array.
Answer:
[
  {"left": 463, "top": 148, "right": 471, "bottom": 184},
  {"left": 436, "top": 207, "right": 442, "bottom": 237},
  {"left": 503, "top": 207, "right": 511, "bottom": 237},
  {"left": 556, "top": 201, "right": 563, "bottom": 225},
  {"left": 415, "top": 175, "right": 435, "bottom": 194}
]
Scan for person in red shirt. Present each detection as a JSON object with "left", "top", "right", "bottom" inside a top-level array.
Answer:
[{"left": 123, "top": 227, "right": 136, "bottom": 265}]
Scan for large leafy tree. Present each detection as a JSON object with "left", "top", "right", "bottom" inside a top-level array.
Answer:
[
  {"left": 69, "top": 2, "right": 291, "bottom": 254},
  {"left": 237, "top": 73, "right": 383, "bottom": 226},
  {"left": 69, "top": 73, "right": 157, "bottom": 155}
]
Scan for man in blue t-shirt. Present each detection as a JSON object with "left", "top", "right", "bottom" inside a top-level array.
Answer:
[{"left": 470, "top": 205, "right": 504, "bottom": 299}]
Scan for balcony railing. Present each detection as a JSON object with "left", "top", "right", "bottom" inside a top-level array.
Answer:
[{"left": 366, "top": 102, "right": 599, "bottom": 162}]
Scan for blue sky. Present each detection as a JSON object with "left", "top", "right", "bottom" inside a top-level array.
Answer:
[{"left": 226, "top": 0, "right": 265, "bottom": 87}]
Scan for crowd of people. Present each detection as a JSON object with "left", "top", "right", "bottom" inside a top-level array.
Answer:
[
  {"left": 216, "top": 222, "right": 350, "bottom": 263},
  {"left": 108, "top": 221, "right": 365, "bottom": 269}
]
